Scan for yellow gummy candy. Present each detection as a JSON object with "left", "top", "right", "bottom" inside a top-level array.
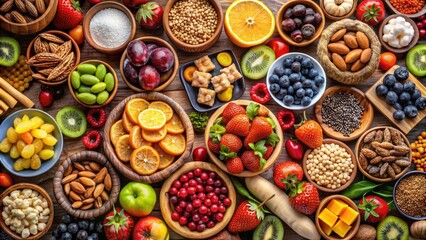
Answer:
[
  {"left": 31, "top": 154, "right": 41, "bottom": 169},
  {"left": 6, "top": 127, "right": 19, "bottom": 144},
  {"left": 31, "top": 129, "right": 47, "bottom": 139},
  {"left": 40, "top": 123, "right": 55, "bottom": 133},
  {"left": 39, "top": 149, "right": 54, "bottom": 160},
  {"left": 21, "top": 144, "right": 35, "bottom": 159},
  {"left": 0, "top": 138, "right": 12, "bottom": 153},
  {"left": 30, "top": 116, "right": 45, "bottom": 129},
  {"left": 42, "top": 134, "right": 57, "bottom": 146},
  {"left": 15, "top": 121, "right": 35, "bottom": 134}
]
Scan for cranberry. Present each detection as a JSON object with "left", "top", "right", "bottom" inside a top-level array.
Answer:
[
  {"left": 188, "top": 222, "right": 197, "bottom": 231},
  {"left": 419, "top": 15, "right": 426, "bottom": 21},
  {"left": 214, "top": 180, "right": 222, "bottom": 187},
  {"left": 175, "top": 205, "right": 183, "bottom": 213},
  {"left": 178, "top": 216, "right": 187, "bottom": 226},
  {"left": 210, "top": 204, "right": 218, "bottom": 213},
  {"left": 218, "top": 205, "right": 226, "bottom": 213},
  {"left": 214, "top": 188, "right": 221, "bottom": 195},
  {"left": 172, "top": 180, "right": 182, "bottom": 188},
  {"left": 197, "top": 193, "right": 206, "bottom": 201},
  {"left": 186, "top": 203, "right": 194, "bottom": 212},
  {"left": 179, "top": 201, "right": 187, "bottom": 208},
  {"left": 211, "top": 196, "right": 219, "bottom": 204},
  {"left": 206, "top": 178, "right": 214, "bottom": 185},
  {"left": 199, "top": 206, "right": 208, "bottom": 215},
  {"left": 187, "top": 171, "right": 194, "bottom": 179},
  {"left": 215, "top": 213, "right": 224, "bottom": 222},
  {"left": 223, "top": 198, "right": 232, "bottom": 206},
  {"left": 207, "top": 209, "right": 212, "bottom": 216},
  {"left": 207, "top": 192, "right": 215, "bottom": 199},
  {"left": 178, "top": 189, "right": 188, "bottom": 198},
  {"left": 195, "top": 177, "right": 203, "bottom": 184},
  {"left": 190, "top": 195, "right": 197, "bottom": 201},
  {"left": 193, "top": 199, "right": 202, "bottom": 208},
  {"left": 200, "top": 172, "right": 208, "bottom": 181},
  {"left": 197, "top": 224, "right": 206, "bottom": 232},
  {"left": 169, "top": 187, "right": 178, "bottom": 195},
  {"left": 171, "top": 211, "right": 180, "bottom": 221},
  {"left": 207, "top": 221, "right": 216, "bottom": 228},
  {"left": 201, "top": 215, "right": 209, "bottom": 223},
  {"left": 204, "top": 199, "right": 212, "bottom": 207},
  {"left": 196, "top": 185, "right": 204, "bottom": 193},
  {"left": 187, "top": 187, "right": 196, "bottom": 195},
  {"left": 194, "top": 168, "right": 202, "bottom": 176},
  {"left": 192, "top": 214, "right": 200, "bottom": 222},
  {"left": 417, "top": 21, "right": 424, "bottom": 29},
  {"left": 219, "top": 194, "right": 226, "bottom": 201},
  {"left": 188, "top": 179, "right": 197, "bottom": 187},
  {"left": 198, "top": 220, "right": 204, "bottom": 225},
  {"left": 205, "top": 186, "right": 214, "bottom": 192},
  {"left": 208, "top": 172, "right": 216, "bottom": 179},
  {"left": 183, "top": 211, "right": 191, "bottom": 218},
  {"left": 183, "top": 183, "right": 189, "bottom": 188},
  {"left": 420, "top": 29, "right": 426, "bottom": 38},
  {"left": 170, "top": 196, "right": 178, "bottom": 205},
  {"left": 180, "top": 174, "right": 189, "bottom": 182},
  {"left": 220, "top": 186, "right": 228, "bottom": 194},
  {"left": 423, "top": 19, "right": 426, "bottom": 26}
]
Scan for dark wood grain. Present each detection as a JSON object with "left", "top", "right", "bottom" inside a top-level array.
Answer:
[{"left": 1, "top": 0, "right": 425, "bottom": 239}]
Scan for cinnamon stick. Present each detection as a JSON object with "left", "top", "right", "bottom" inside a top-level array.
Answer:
[
  {"left": 0, "top": 87, "right": 17, "bottom": 108},
  {"left": 0, "top": 109, "right": 4, "bottom": 116},
  {"left": 0, "top": 99, "right": 9, "bottom": 112},
  {"left": 0, "top": 77, "right": 34, "bottom": 108}
]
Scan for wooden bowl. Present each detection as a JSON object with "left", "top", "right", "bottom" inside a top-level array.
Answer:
[
  {"left": 26, "top": 30, "right": 81, "bottom": 86},
  {"left": 314, "top": 86, "right": 374, "bottom": 141},
  {"left": 276, "top": 0, "right": 326, "bottom": 47},
  {"left": 0, "top": 183, "right": 54, "bottom": 240},
  {"left": 355, "top": 126, "right": 412, "bottom": 183},
  {"left": 160, "top": 162, "right": 236, "bottom": 239},
  {"left": 384, "top": 0, "right": 426, "bottom": 18},
  {"left": 320, "top": 0, "right": 357, "bottom": 21},
  {"left": 163, "top": 0, "right": 223, "bottom": 52},
  {"left": 83, "top": 1, "right": 136, "bottom": 54},
  {"left": 103, "top": 92, "right": 194, "bottom": 183},
  {"left": 205, "top": 100, "right": 283, "bottom": 177},
  {"left": 379, "top": 14, "right": 419, "bottom": 54},
  {"left": 302, "top": 139, "right": 357, "bottom": 193},
  {"left": 67, "top": 60, "right": 118, "bottom": 108},
  {"left": 0, "top": 0, "right": 58, "bottom": 35},
  {"left": 53, "top": 151, "right": 121, "bottom": 219},
  {"left": 119, "top": 36, "right": 179, "bottom": 92},
  {"left": 315, "top": 195, "right": 361, "bottom": 240}
]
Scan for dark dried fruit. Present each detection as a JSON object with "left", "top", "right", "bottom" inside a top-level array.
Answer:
[
  {"left": 301, "top": 24, "right": 316, "bottom": 39},
  {"left": 290, "top": 29, "right": 303, "bottom": 42}
]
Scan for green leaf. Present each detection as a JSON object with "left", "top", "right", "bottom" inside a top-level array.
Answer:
[
  {"left": 219, "top": 145, "right": 236, "bottom": 160},
  {"left": 248, "top": 200, "right": 265, "bottom": 221},
  {"left": 230, "top": 177, "right": 260, "bottom": 205},
  {"left": 246, "top": 102, "right": 259, "bottom": 120},
  {"left": 209, "top": 123, "right": 226, "bottom": 143},
  {"left": 266, "top": 132, "right": 280, "bottom": 147},
  {"left": 266, "top": 117, "right": 276, "bottom": 128}
]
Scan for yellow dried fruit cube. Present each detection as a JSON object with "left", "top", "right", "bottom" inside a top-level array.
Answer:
[
  {"left": 30, "top": 116, "right": 45, "bottom": 129},
  {"left": 318, "top": 208, "right": 338, "bottom": 228},
  {"left": 326, "top": 199, "right": 348, "bottom": 216},
  {"left": 211, "top": 73, "right": 231, "bottom": 93},
  {"left": 31, "top": 154, "right": 41, "bottom": 170},
  {"left": 319, "top": 219, "right": 333, "bottom": 236},
  {"left": 40, "top": 123, "right": 55, "bottom": 133},
  {"left": 339, "top": 206, "right": 359, "bottom": 225},
  {"left": 33, "top": 139, "right": 43, "bottom": 154},
  {"left": 0, "top": 138, "right": 12, "bottom": 153},
  {"left": 191, "top": 71, "right": 212, "bottom": 88},
  {"left": 197, "top": 88, "right": 216, "bottom": 107},
  {"left": 14, "top": 158, "right": 24, "bottom": 171},
  {"left": 332, "top": 219, "right": 352, "bottom": 238},
  {"left": 6, "top": 127, "right": 19, "bottom": 143},
  {"left": 9, "top": 145, "right": 19, "bottom": 159},
  {"left": 31, "top": 129, "right": 47, "bottom": 139},
  {"left": 194, "top": 56, "right": 215, "bottom": 72},
  {"left": 21, "top": 144, "right": 35, "bottom": 159},
  {"left": 220, "top": 63, "right": 242, "bottom": 84},
  {"left": 21, "top": 158, "right": 31, "bottom": 169},
  {"left": 39, "top": 149, "right": 54, "bottom": 160}
]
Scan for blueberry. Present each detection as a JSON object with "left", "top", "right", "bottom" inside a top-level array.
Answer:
[
  {"left": 95, "top": 222, "right": 103, "bottom": 233},
  {"left": 394, "top": 102, "right": 403, "bottom": 110},
  {"left": 61, "top": 215, "right": 73, "bottom": 224},
  {"left": 78, "top": 220, "right": 89, "bottom": 231},
  {"left": 283, "top": 68, "right": 292, "bottom": 76},
  {"left": 305, "top": 88, "right": 314, "bottom": 98},
  {"left": 291, "top": 62, "right": 301, "bottom": 72},
  {"left": 90, "top": 233, "right": 99, "bottom": 240},
  {"left": 375, "top": 84, "right": 388, "bottom": 96},
  {"left": 301, "top": 96, "right": 312, "bottom": 106},
  {"left": 412, "top": 89, "right": 421, "bottom": 100},
  {"left": 279, "top": 75, "right": 290, "bottom": 88},
  {"left": 386, "top": 91, "right": 398, "bottom": 105},
  {"left": 289, "top": 73, "right": 301, "bottom": 83},
  {"left": 302, "top": 79, "right": 313, "bottom": 88},
  {"left": 312, "top": 85, "right": 319, "bottom": 95},
  {"left": 294, "top": 55, "right": 303, "bottom": 63},
  {"left": 393, "top": 110, "right": 405, "bottom": 120},
  {"left": 58, "top": 223, "right": 68, "bottom": 233},
  {"left": 274, "top": 66, "right": 285, "bottom": 76},
  {"left": 314, "top": 75, "right": 324, "bottom": 86},
  {"left": 403, "top": 82, "right": 415, "bottom": 93},
  {"left": 275, "top": 89, "right": 287, "bottom": 100},
  {"left": 77, "top": 230, "right": 88, "bottom": 240},
  {"left": 287, "top": 86, "right": 295, "bottom": 95},
  {"left": 296, "top": 88, "right": 305, "bottom": 97},
  {"left": 68, "top": 223, "right": 79, "bottom": 235},
  {"left": 383, "top": 74, "right": 396, "bottom": 87},
  {"left": 88, "top": 222, "right": 95, "bottom": 232},
  {"left": 394, "top": 66, "right": 409, "bottom": 81},
  {"left": 415, "top": 97, "right": 426, "bottom": 110},
  {"left": 283, "top": 95, "right": 294, "bottom": 106},
  {"left": 61, "top": 232, "right": 73, "bottom": 240},
  {"left": 404, "top": 105, "right": 418, "bottom": 118},
  {"left": 301, "top": 58, "right": 314, "bottom": 68},
  {"left": 270, "top": 83, "right": 281, "bottom": 94},
  {"left": 392, "top": 82, "right": 404, "bottom": 94},
  {"left": 301, "top": 68, "right": 310, "bottom": 76},
  {"left": 269, "top": 74, "right": 279, "bottom": 84},
  {"left": 399, "top": 92, "right": 411, "bottom": 104},
  {"left": 283, "top": 58, "right": 293, "bottom": 67},
  {"left": 308, "top": 68, "right": 319, "bottom": 78},
  {"left": 293, "top": 82, "right": 303, "bottom": 90}
]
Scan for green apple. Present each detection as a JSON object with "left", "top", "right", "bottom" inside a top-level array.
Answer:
[{"left": 119, "top": 182, "right": 156, "bottom": 217}]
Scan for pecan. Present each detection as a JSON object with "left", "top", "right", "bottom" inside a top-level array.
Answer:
[
  {"left": 364, "top": 131, "right": 376, "bottom": 143},
  {"left": 73, "top": 162, "right": 85, "bottom": 171},
  {"left": 39, "top": 33, "right": 64, "bottom": 44},
  {"left": 374, "top": 130, "right": 383, "bottom": 142},
  {"left": 395, "top": 159, "right": 411, "bottom": 167},
  {"left": 380, "top": 163, "right": 389, "bottom": 176},
  {"left": 61, "top": 173, "right": 77, "bottom": 184},
  {"left": 370, "top": 156, "right": 382, "bottom": 165},
  {"left": 35, "top": 0, "right": 45, "bottom": 14},
  {"left": 23, "top": 15, "right": 34, "bottom": 23},
  {"left": 4, "top": 13, "right": 12, "bottom": 21},
  {"left": 361, "top": 148, "right": 377, "bottom": 158},
  {"left": 359, "top": 153, "right": 368, "bottom": 170},
  {"left": 391, "top": 163, "right": 402, "bottom": 174},
  {"left": 387, "top": 165, "right": 396, "bottom": 179},
  {"left": 390, "top": 128, "right": 402, "bottom": 145},
  {"left": 379, "top": 142, "right": 394, "bottom": 150},
  {"left": 72, "top": 201, "right": 83, "bottom": 209},
  {"left": 70, "top": 181, "right": 86, "bottom": 194},
  {"left": 25, "top": 0, "right": 37, "bottom": 18},
  {"left": 48, "top": 42, "right": 59, "bottom": 53},
  {"left": 0, "top": 0, "right": 13, "bottom": 13},
  {"left": 10, "top": 10, "right": 26, "bottom": 23},
  {"left": 32, "top": 73, "right": 47, "bottom": 80},
  {"left": 370, "top": 141, "right": 381, "bottom": 149},
  {"left": 381, "top": 156, "right": 396, "bottom": 162},
  {"left": 93, "top": 184, "right": 104, "bottom": 198},
  {"left": 376, "top": 147, "right": 391, "bottom": 157},
  {"left": 383, "top": 128, "right": 391, "bottom": 142},
  {"left": 55, "top": 40, "right": 72, "bottom": 59},
  {"left": 366, "top": 165, "right": 372, "bottom": 171},
  {"left": 14, "top": 0, "right": 26, "bottom": 13}
]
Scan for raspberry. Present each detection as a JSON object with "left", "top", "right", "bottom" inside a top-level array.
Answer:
[
  {"left": 86, "top": 108, "right": 107, "bottom": 128},
  {"left": 82, "top": 130, "right": 102, "bottom": 149},
  {"left": 250, "top": 83, "right": 271, "bottom": 104},
  {"left": 277, "top": 110, "right": 295, "bottom": 131}
]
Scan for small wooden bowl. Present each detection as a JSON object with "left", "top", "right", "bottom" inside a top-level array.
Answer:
[
  {"left": 119, "top": 36, "right": 179, "bottom": 92},
  {"left": 314, "top": 86, "right": 374, "bottom": 142},
  {"left": 68, "top": 60, "right": 118, "bottom": 108},
  {"left": 103, "top": 92, "right": 194, "bottom": 183},
  {"left": 315, "top": 195, "right": 361, "bottom": 240},
  {"left": 205, "top": 100, "right": 283, "bottom": 177},
  {"left": 26, "top": 30, "right": 81, "bottom": 86},
  {"left": 163, "top": 0, "right": 223, "bottom": 52},
  {"left": 320, "top": 0, "right": 357, "bottom": 21},
  {"left": 83, "top": 1, "right": 136, "bottom": 54},
  {"left": 276, "top": 0, "right": 326, "bottom": 47},
  {"left": 0, "top": 183, "right": 54, "bottom": 240},
  {"left": 355, "top": 126, "right": 412, "bottom": 183},
  {"left": 53, "top": 151, "right": 120, "bottom": 219},
  {"left": 379, "top": 14, "right": 419, "bottom": 54},
  {"left": 0, "top": 0, "right": 58, "bottom": 35},
  {"left": 160, "top": 162, "right": 236, "bottom": 239},
  {"left": 302, "top": 139, "right": 357, "bottom": 193},
  {"left": 384, "top": 0, "right": 426, "bottom": 18}
]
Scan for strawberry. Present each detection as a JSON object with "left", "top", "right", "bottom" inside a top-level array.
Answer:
[
  {"left": 220, "top": 134, "right": 242, "bottom": 153},
  {"left": 273, "top": 161, "right": 303, "bottom": 190},
  {"left": 294, "top": 112, "right": 323, "bottom": 149},
  {"left": 53, "top": 0, "right": 83, "bottom": 30},
  {"left": 288, "top": 181, "right": 320, "bottom": 215},
  {"left": 263, "top": 145, "right": 274, "bottom": 159},
  {"left": 226, "top": 157, "right": 244, "bottom": 174},
  {"left": 226, "top": 114, "right": 250, "bottom": 137},
  {"left": 243, "top": 117, "right": 273, "bottom": 148},
  {"left": 258, "top": 105, "right": 269, "bottom": 117},
  {"left": 207, "top": 138, "right": 220, "bottom": 154},
  {"left": 228, "top": 197, "right": 273, "bottom": 233},
  {"left": 241, "top": 141, "right": 267, "bottom": 171},
  {"left": 222, "top": 102, "right": 245, "bottom": 125}
]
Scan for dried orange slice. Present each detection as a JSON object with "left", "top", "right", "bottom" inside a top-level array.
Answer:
[
  {"left": 122, "top": 112, "right": 135, "bottom": 133},
  {"left": 153, "top": 144, "right": 175, "bottom": 170},
  {"left": 125, "top": 98, "right": 149, "bottom": 124},
  {"left": 129, "top": 126, "right": 152, "bottom": 149},
  {"left": 165, "top": 114, "right": 185, "bottom": 134},
  {"left": 159, "top": 134, "right": 186, "bottom": 156},
  {"left": 115, "top": 135, "right": 133, "bottom": 162},
  {"left": 142, "top": 127, "right": 167, "bottom": 143},
  {"left": 138, "top": 109, "right": 166, "bottom": 131},
  {"left": 110, "top": 120, "right": 126, "bottom": 146},
  {"left": 130, "top": 146, "right": 160, "bottom": 175},
  {"left": 148, "top": 101, "right": 173, "bottom": 121}
]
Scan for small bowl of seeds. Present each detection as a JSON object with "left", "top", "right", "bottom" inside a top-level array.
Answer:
[
  {"left": 355, "top": 126, "right": 412, "bottom": 183},
  {"left": 393, "top": 171, "right": 426, "bottom": 220},
  {"left": 163, "top": 0, "right": 223, "bottom": 52}
]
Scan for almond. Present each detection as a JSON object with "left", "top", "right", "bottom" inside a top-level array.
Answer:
[
  {"left": 71, "top": 169, "right": 79, "bottom": 175},
  {"left": 64, "top": 183, "right": 70, "bottom": 195},
  {"left": 346, "top": 31, "right": 356, "bottom": 36},
  {"left": 0, "top": 0, "right": 13, "bottom": 13},
  {"left": 72, "top": 201, "right": 82, "bottom": 209},
  {"left": 100, "top": 191, "right": 109, "bottom": 201},
  {"left": 89, "top": 162, "right": 101, "bottom": 172},
  {"left": 82, "top": 198, "right": 95, "bottom": 204},
  {"left": 360, "top": 48, "right": 372, "bottom": 64},
  {"left": 25, "top": 0, "right": 38, "bottom": 18},
  {"left": 343, "top": 34, "right": 358, "bottom": 49},
  {"left": 35, "top": 0, "right": 45, "bottom": 14},
  {"left": 351, "top": 59, "right": 366, "bottom": 72},
  {"left": 332, "top": 53, "right": 347, "bottom": 71},
  {"left": 10, "top": 11, "right": 26, "bottom": 23},
  {"left": 79, "top": 171, "right": 96, "bottom": 178},
  {"left": 85, "top": 186, "right": 95, "bottom": 199},
  {"left": 327, "top": 43, "right": 350, "bottom": 55},
  {"left": 61, "top": 173, "right": 77, "bottom": 184},
  {"left": 84, "top": 165, "right": 92, "bottom": 171},
  {"left": 14, "top": 0, "right": 26, "bottom": 13},
  {"left": 94, "top": 167, "right": 107, "bottom": 184},
  {"left": 356, "top": 31, "right": 370, "bottom": 49},
  {"left": 81, "top": 203, "right": 93, "bottom": 210},
  {"left": 345, "top": 49, "right": 362, "bottom": 63},
  {"left": 70, "top": 181, "right": 86, "bottom": 194},
  {"left": 95, "top": 197, "right": 102, "bottom": 209},
  {"left": 69, "top": 191, "right": 82, "bottom": 201},
  {"left": 73, "top": 162, "right": 85, "bottom": 171},
  {"left": 330, "top": 29, "right": 347, "bottom": 42},
  {"left": 64, "top": 165, "right": 73, "bottom": 176},
  {"left": 93, "top": 184, "right": 104, "bottom": 198},
  {"left": 104, "top": 174, "right": 112, "bottom": 191},
  {"left": 80, "top": 177, "right": 95, "bottom": 187}
]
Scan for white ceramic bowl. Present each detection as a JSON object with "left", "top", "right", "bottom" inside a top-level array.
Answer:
[{"left": 266, "top": 52, "right": 326, "bottom": 110}]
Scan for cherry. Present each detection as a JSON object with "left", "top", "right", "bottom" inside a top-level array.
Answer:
[
  {"left": 171, "top": 211, "right": 180, "bottom": 221},
  {"left": 194, "top": 168, "right": 202, "bottom": 176},
  {"left": 223, "top": 198, "right": 232, "bottom": 206},
  {"left": 199, "top": 206, "right": 208, "bottom": 215},
  {"left": 170, "top": 196, "right": 178, "bottom": 205},
  {"left": 39, "top": 90, "right": 54, "bottom": 107},
  {"left": 207, "top": 221, "right": 216, "bottom": 228},
  {"left": 188, "top": 222, "right": 196, "bottom": 231},
  {"left": 215, "top": 213, "right": 224, "bottom": 222},
  {"left": 196, "top": 224, "right": 206, "bottom": 232},
  {"left": 192, "top": 199, "right": 202, "bottom": 208},
  {"left": 178, "top": 216, "right": 187, "bottom": 226},
  {"left": 172, "top": 180, "right": 182, "bottom": 188}
]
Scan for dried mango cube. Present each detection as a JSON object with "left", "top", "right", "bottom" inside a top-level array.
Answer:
[
  {"left": 339, "top": 206, "right": 359, "bottom": 225},
  {"left": 326, "top": 199, "right": 348, "bottom": 216},
  {"left": 319, "top": 219, "right": 333, "bottom": 236},
  {"left": 318, "top": 208, "right": 338, "bottom": 228},
  {"left": 332, "top": 219, "right": 352, "bottom": 238}
]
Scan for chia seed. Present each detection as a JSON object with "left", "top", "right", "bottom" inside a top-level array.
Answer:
[
  {"left": 395, "top": 174, "right": 426, "bottom": 217},
  {"left": 321, "top": 92, "right": 364, "bottom": 137}
]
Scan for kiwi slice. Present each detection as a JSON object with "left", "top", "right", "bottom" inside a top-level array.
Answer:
[
  {"left": 377, "top": 216, "right": 409, "bottom": 240},
  {"left": 56, "top": 106, "right": 87, "bottom": 138},
  {"left": 406, "top": 44, "right": 426, "bottom": 77},
  {"left": 241, "top": 45, "right": 275, "bottom": 80},
  {"left": 253, "top": 215, "right": 284, "bottom": 240},
  {"left": 0, "top": 36, "right": 20, "bottom": 67}
]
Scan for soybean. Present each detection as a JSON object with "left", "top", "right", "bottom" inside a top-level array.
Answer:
[
  {"left": 77, "top": 64, "right": 97, "bottom": 75},
  {"left": 71, "top": 71, "right": 81, "bottom": 89},
  {"left": 80, "top": 75, "right": 100, "bottom": 86},
  {"left": 97, "top": 91, "right": 109, "bottom": 105},
  {"left": 95, "top": 64, "right": 107, "bottom": 81},
  {"left": 104, "top": 73, "right": 114, "bottom": 92},
  {"left": 91, "top": 82, "right": 106, "bottom": 93},
  {"left": 77, "top": 93, "right": 97, "bottom": 105},
  {"left": 78, "top": 85, "right": 91, "bottom": 93}
]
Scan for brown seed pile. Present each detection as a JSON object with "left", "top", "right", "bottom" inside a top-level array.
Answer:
[
  {"left": 395, "top": 174, "right": 426, "bottom": 217},
  {"left": 0, "top": 0, "right": 46, "bottom": 24},
  {"left": 169, "top": 0, "right": 218, "bottom": 45}
]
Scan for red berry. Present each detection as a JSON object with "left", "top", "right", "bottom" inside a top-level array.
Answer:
[
  {"left": 277, "top": 109, "right": 295, "bottom": 131},
  {"left": 420, "top": 29, "right": 426, "bottom": 38},
  {"left": 178, "top": 216, "right": 187, "bottom": 226},
  {"left": 171, "top": 211, "right": 180, "bottom": 221},
  {"left": 422, "top": 19, "right": 426, "bottom": 26},
  {"left": 38, "top": 90, "right": 54, "bottom": 107},
  {"left": 250, "top": 83, "right": 271, "bottom": 104},
  {"left": 417, "top": 21, "right": 424, "bottom": 29},
  {"left": 86, "top": 108, "right": 107, "bottom": 128},
  {"left": 188, "top": 222, "right": 196, "bottom": 231},
  {"left": 81, "top": 130, "right": 102, "bottom": 149},
  {"left": 419, "top": 15, "right": 426, "bottom": 21}
]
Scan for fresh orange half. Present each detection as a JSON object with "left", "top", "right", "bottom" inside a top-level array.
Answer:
[
  {"left": 142, "top": 127, "right": 167, "bottom": 143},
  {"left": 129, "top": 126, "right": 152, "bottom": 149},
  {"left": 110, "top": 120, "right": 126, "bottom": 146},
  {"left": 138, "top": 109, "right": 166, "bottom": 131},
  {"left": 125, "top": 98, "right": 150, "bottom": 124},
  {"left": 165, "top": 114, "right": 185, "bottom": 134},
  {"left": 153, "top": 144, "right": 175, "bottom": 170},
  {"left": 130, "top": 146, "right": 160, "bottom": 175},
  {"left": 122, "top": 112, "right": 135, "bottom": 133},
  {"left": 224, "top": 0, "right": 275, "bottom": 48},
  {"left": 148, "top": 101, "right": 173, "bottom": 121},
  {"left": 115, "top": 135, "right": 133, "bottom": 162},
  {"left": 159, "top": 134, "right": 186, "bottom": 156}
]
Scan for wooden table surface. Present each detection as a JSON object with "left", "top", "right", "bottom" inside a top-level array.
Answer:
[{"left": 1, "top": 0, "right": 425, "bottom": 239}]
